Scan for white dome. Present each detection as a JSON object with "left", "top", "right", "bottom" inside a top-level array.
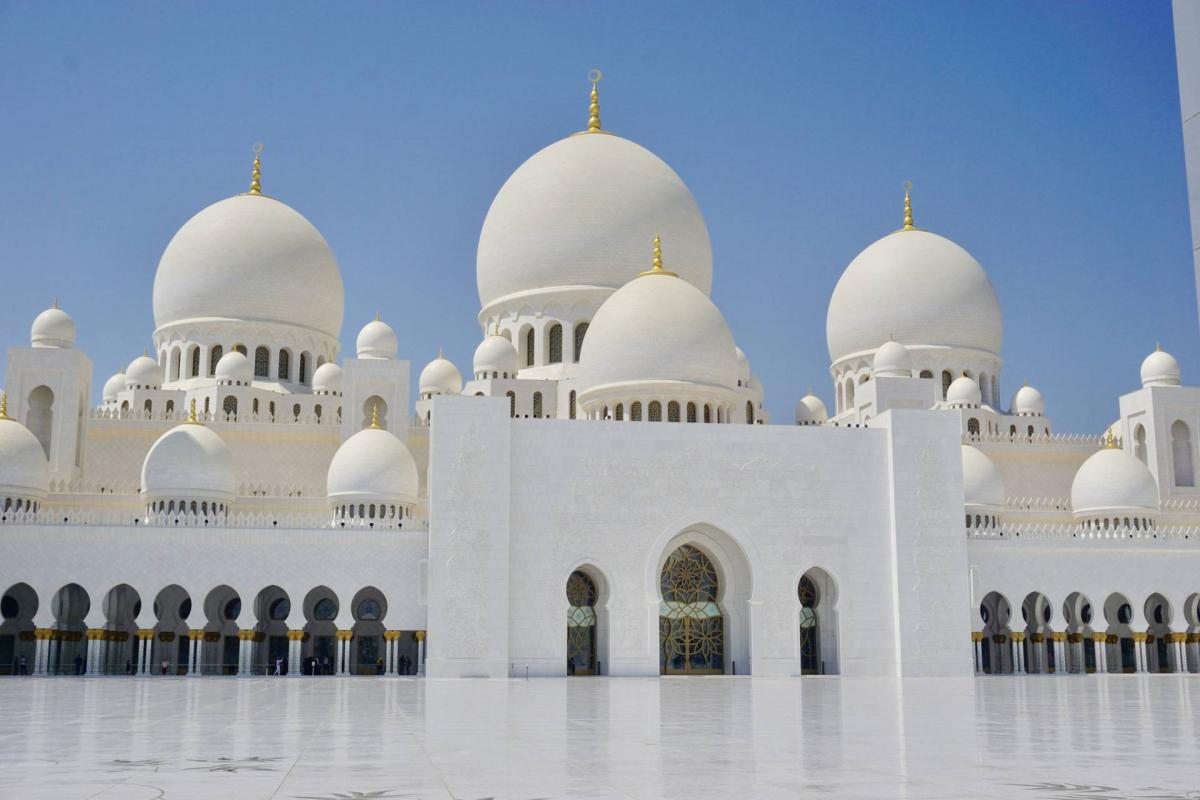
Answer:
[
  {"left": 474, "top": 334, "right": 518, "bottom": 376},
  {"left": 30, "top": 305, "right": 75, "bottom": 348},
  {"left": 795, "top": 393, "right": 828, "bottom": 425},
  {"left": 419, "top": 354, "right": 462, "bottom": 396},
  {"left": 580, "top": 268, "right": 738, "bottom": 395},
  {"left": 827, "top": 229, "right": 1002, "bottom": 364},
  {"left": 312, "top": 362, "right": 343, "bottom": 395},
  {"left": 125, "top": 355, "right": 161, "bottom": 390},
  {"left": 1011, "top": 383, "right": 1045, "bottom": 416},
  {"left": 872, "top": 339, "right": 913, "bottom": 378},
  {"left": 961, "top": 445, "right": 1005, "bottom": 508},
  {"left": 946, "top": 375, "right": 982, "bottom": 407},
  {"left": 326, "top": 425, "right": 419, "bottom": 508},
  {"left": 0, "top": 412, "right": 50, "bottom": 502},
  {"left": 1140, "top": 346, "right": 1181, "bottom": 387},
  {"left": 214, "top": 351, "right": 253, "bottom": 385},
  {"left": 356, "top": 318, "right": 397, "bottom": 360},
  {"left": 153, "top": 193, "right": 344, "bottom": 339},
  {"left": 141, "top": 422, "right": 235, "bottom": 504},
  {"left": 102, "top": 371, "right": 126, "bottom": 403},
  {"left": 476, "top": 132, "right": 712, "bottom": 310},
  {"left": 1071, "top": 444, "right": 1160, "bottom": 517},
  {"left": 735, "top": 347, "right": 751, "bottom": 386}
]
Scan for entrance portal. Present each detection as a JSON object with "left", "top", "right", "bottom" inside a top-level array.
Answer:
[{"left": 659, "top": 544, "right": 724, "bottom": 675}]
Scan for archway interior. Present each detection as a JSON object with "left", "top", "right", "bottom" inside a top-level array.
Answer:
[
  {"left": 566, "top": 570, "right": 598, "bottom": 675},
  {"left": 659, "top": 544, "right": 724, "bottom": 675}
]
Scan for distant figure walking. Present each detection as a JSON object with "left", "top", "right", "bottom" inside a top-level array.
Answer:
[
  {"left": 74, "top": 654, "right": 83, "bottom": 675},
  {"left": 273, "top": 657, "right": 282, "bottom": 676},
  {"left": 161, "top": 659, "right": 169, "bottom": 675},
  {"left": 17, "top": 655, "right": 28, "bottom": 675}
]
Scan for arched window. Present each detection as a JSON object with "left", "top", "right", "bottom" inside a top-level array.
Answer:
[
  {"left": 506, "top": 391, "right": 515, "bottom": 418},
  {"left": 941, "top": 370, "right": 952, "bottom": 399},
  {"left": 1009, "top": 424, "right": 1017, "bottom": 436},
  {"left": 614, "top": 403, "right": 624, "bottom": 421},
  {"left": 746, "top": 401, "right": 754, "bottom": 425},
  {"left": 292, "top": 403, "right": 301, "bottom": 420},
  {"left": 668, "top": 401, "right": 680, "bottom": 422},
  {"left": 687, "top": 402, "right": 697, "bottom": 423},
  {"left": 298, "top": 353, "right": 309, "bottom": 384},
  {"left": 978, "top": 372, "right": 990, "bottom": 406},
  {"left": 234, "top": 344, "right": 247, "bottom": 356},
  {"left": 203, "top": 397, "right": 210, "bottom": 416},
  {"left": 649, "top": 401, "right": 662, "bottom": 422},
  {"left": 1027, "top": 425, "right": 1034, "bottom": 438},
  {"left": 569, "top": 390, "right": 577, "bottom": 420},
  {"left": 252, "top": 398, "right": 259, "bottom": 415},
  {"left": 798, "top": 575, "right": 820, "bottom": 675},
  {"left": 165, "top": 400, "right": 175, "bottom": 416},
  {"left": 573, "top": 322, "right": 589, "bottom": 362},
  {"left": 143, "top": 399, "right": 153, "bottom": 416},
  {"left": 704, "top": 404, "right": 712, "bottom": 423},
  {"left": 525, "top": 328, "right": 535, "bottom": 368},
  {"left": 631, "top": 401, "right": 643, "bottom": 422},
  {"left": 277, "top": 349, "right": 291, "bottom": 381},
  {"left": 314, "top": 404, "right": 322, "bottom": 420},
  {"left": 1172, "top": 420, "right": 1194, "bottom": 487},
  {"left": 25, "top": 386, "right": 54, "bottom": 458},
  {"left": 533, "top": 392, "right": 543, "bottom": 418},
  {"left": 844, "top": 379, "right": 855, "bottom": 408},
  {"left": 967, "top": 418, "right": 980, "bottom": 436},
  {"left": 919, "top": 369, "right": 933, "bottom": 379},
  {"left": 548, "top": 324, "right": 563, "bottom": 364},
  {"left": 223, "top": 396, "right": 237, "bottom": 417},
  {"left": 254, "top": 346, "right": 269, "bottom": 377},
  {"left": 660, "top": 544, "right": 722, "bottom": 674},
  {"left": 170, "top": 349, "right": 181, "bottom": 381},
  {"left": 566, "top": 571, "right": 598, "bottom": 675},
  {"left": 209, "top": 345, "right": 223, "bottom": 376},
  {"left": 268, "top": 401, "right": 276, "bottom": 418},
  {"left": 190, "top": 346, "right": 201, "bottom": 378},
  {"left": 1135, "top": 424, "right": 1147, "bottom": 464}
]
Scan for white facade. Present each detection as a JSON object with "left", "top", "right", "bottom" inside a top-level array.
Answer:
[{"left": 2, "top": 77, "right": 1200, "bottom": 682}]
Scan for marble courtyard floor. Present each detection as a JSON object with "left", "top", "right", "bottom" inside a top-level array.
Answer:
[{"left": 0, "top": 675, "right": 1197, "bottom": 799}]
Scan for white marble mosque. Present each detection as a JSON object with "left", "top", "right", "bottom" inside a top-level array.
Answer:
[{"left": 2, "top": 72, "right": 1200, "bottom": 685}]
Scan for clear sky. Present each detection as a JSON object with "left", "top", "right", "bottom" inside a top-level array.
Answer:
[{"left": 0, "top": 1, "right": 1192, "bottom": 433}]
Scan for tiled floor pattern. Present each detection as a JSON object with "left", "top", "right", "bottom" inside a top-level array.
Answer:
[{"left": 0, "top": 675, "right": 1197, "bottom": 799}]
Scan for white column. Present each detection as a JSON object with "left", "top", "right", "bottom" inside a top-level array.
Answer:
[
  {"left": 417, "top": 634, "right": 425, "bottom": 676},
  {"left": 1014, "top": 639, "right": 1024, "bottom": 674},
  {"left": 85, "top": 635, "right": 101, "bottom": 675},
  {"left": 288, "top": 633, "right": 302, "bottom": 677},
  {"left": 972, "top": 636, "right": 981, "bottom": 674},
  {"left": 1054, "top": 638, "right": 1065, "bottom": 674},
  {"left": 1097, "top": 637, "right": 1108, "bottom": 673},
  {"left": 34, "top": 634, "right": 50, "bottom": 675},
  {"left": 384, "top": 635, "right": 394, "bottom": 676},
  {"left": 1136, "top": 637, "right": 1146, "bottom": 673},
  {"left": 189, "top": 635, "right": 200, "bottom": 675},
  {"left": 1175, "top": 635, "right": 1185, "bottom": 673}
]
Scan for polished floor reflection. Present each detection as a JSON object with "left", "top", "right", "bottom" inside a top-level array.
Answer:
[{"left": 0, "top": 675, "right": 1197, "bottom": 799}]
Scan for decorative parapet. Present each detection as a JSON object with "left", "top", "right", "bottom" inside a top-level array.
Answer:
[
  {"left": 969, "top": 522, "right": 1199, "bottom": 543},
  {"left": 1005, "top": 496, "right": 1072, "bottom": 512},
  {"left": 0, "top": 506, "right": 430, "bottom": 531},
  {"left": 89, "top": 407, "right": 342, "bottom": 426},
  {"left": 964, "top": 431, "right": 1104, "bottom": 449}
]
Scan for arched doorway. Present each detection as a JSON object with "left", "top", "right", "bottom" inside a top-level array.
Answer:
[
  {"left": 979, "top": 591, "right": 1013, "bottom": 674},
  {"left": 100, "top": 584, "right": 140, "bottom": 674},
  {"left": 0, "top": 583, "right": 38, "bottom": 674},
  {"left": 798, "top": 567, "right": 839, "bottom": 675},
  {"left": 202, "top": 585, "right": 241, "bottom": 675},
  {"left": 1062, "top": 591, "right": 1096, "bottom": 673},
  {"left": 51, "top": 583, "right": 90, "bottom": 675},
  {"left": 1144, "top": 593, "right": 1175, "bottom": 673},
  {"left": 659, "top": 544, "right": 724, "bottom": 675},
  {"left": 351, "top": 587, "right": 387, "bottom": 675},
  {"left": 1021, "top": 591, "right": 1055, "bottom": 674},
  {"left": 1103, "top": 593, "right": 1137, "bottom": 673},
  {"left": 152, "top": 585, "right": 191, "bottom": 675},
  {"left": 303, "top": 586, "right": 339, "bottom": 675},
  {"left": 566, "top": 570, "right": 598, "bottom": 675},
  {"left": 252, "top": 586, "right": 291, "bottom": 675}
]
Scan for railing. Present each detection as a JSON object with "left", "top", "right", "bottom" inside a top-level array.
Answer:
[
  {"left": 0, "top": 508, "right": 427, "bottom": 531},
  {"left": 90, "top": 407, "right": 342, "bottom": 426},
  {"left": 964, "top": 431, "right": 1105, "bottom": 448},
  {"left": 969, "top": 522, "right": 1199, "bottom": 543}
]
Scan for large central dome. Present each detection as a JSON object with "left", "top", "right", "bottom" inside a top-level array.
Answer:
[
  {"left": 153, "top": 193, "right": 344, "bottom": 339},
  {"left": 476, "top": 132, "right": 713, "bottom": 310}
]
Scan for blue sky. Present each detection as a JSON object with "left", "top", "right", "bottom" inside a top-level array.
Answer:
[{"left": 0, "top": 1, "right": 1192, "bottom": 432}]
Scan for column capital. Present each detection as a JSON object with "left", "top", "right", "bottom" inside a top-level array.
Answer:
[
  {"left": 1011, "top": 632, "right": 1026, "bottom": 643},
  {"left": 970, "top": 631, "right": 984, "bottom": 642},
  {"left": 34, "top": 628, "right": 53, "bottom": 640},
  {"left": 414, "top": 630, "right": 426, "bottom": 642},
  {"left": 137, "top": 629, "right": 155, "bottom": 640},
  {"left": 1050, "top": 631, "right": 1066, "bottom": 643},
  {"left": 237, "top": 629, "right": 257, "bottom": 641},
  {"left": 336, "top": 629, "right": 353, "bottom": 641},
  {"left": 1092, "top": 632, "right": 1108, "bottom": 643},
  {"left": 1031, "top": 633, "right": 1044, "bottom": 643},
  {"left": 1187, "top": 633, "right": 1200, "bottom": 644},
  {"left": 87, "top": 629, "right": 105, "bottom": 640},
  {"left": 1132, "top": 632, "right": 1148, "bottom": 643},
  {"left": 287, "top": 629, "right": 306, "bottom": 641},
  {"left": 188, "top": 629, "right": 205, "bottom": 640}
]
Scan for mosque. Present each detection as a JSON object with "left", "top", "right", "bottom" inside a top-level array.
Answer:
[{"left": 2, "top": 75, "right": 1199, "bottom": 680}]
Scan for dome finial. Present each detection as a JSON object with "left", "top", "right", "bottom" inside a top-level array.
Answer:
[
  {"left": 52, "top": 297, "right": 59, "bottom": 310},
  {"left": 249, "top": 142, "right": 264, "bottom": 195},
  {"left": 1156, "top": 341, "right": 1162, "bottom": 352},
  {"left": 370, "top": 403, "right": 380, "bottom": 429},
  {"left": 186, "top": 398, "right": 200, "bottom": 425},
  {"left": 1104, "top": 427, "right": 1117, "bottom": 448},
  {"left": 437, "top": 347, "right": 444, "bottom": 359},
  {"left": 902, "top": 181, "right": 915, "bottom": 231},
  {"left": 0, "top": 391, "right": 8, "bottom": 420},
  {"left": 639, "top": 234, "right": 678, "bottom": 277},
  {"left": 375, "top": 311, "right": 381, "bottom": 322},
  {"left": 586, "top": 69, "right": 603, "bottom": 132}
]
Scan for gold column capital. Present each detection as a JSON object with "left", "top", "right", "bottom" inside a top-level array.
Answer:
[
  {"left": 287, "top": 629, "right": 306, "bottom": 641},
  {"left": 237, "top": 629, "right": 256, "bottom": 641},
  {"left": 336, "top": 629, "right": 353, "bottom": 641},
  {"left": 34, "top": 628, "right": 53, "bottom": 640},
  {"left": 1011, "top": 632, "right": 1026, "bottom": 643},
  {"left": 414, "top": 630, "right": 426, "bottom": 642},
  {"left": 970, "top": 631, "right": 984, "bottom": 642},
  {"left": 137, "top": 629, "right": 155, "bottom": 640}
]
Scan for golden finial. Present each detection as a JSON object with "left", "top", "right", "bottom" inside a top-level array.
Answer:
[
  {"left": 1156, "top": 341, "right": 1162, "bottom": 352},
  {"left": 586, "top": 69, "right": 603, "bottom": 132},
  {"left": 902, "top": 181, "right": 915, "bottom": 231},
  {"left": 0, "top": 392, "right": 8, "bottom": 420},
  {"left": 369, "top": 403, "right": 380, "bottom": 429},
  {"left": 639, "top": 234, "right": 678, "bottom": 277},
  {"left": 53, "top": 297, "right": 59, "bottom": 310},
  {"left": 437, "top": 347, "right": 444, "bottom": 359},
  {"left": 248, "top": 142, "right": 264, "bottom": 195},
  {"left": 1104, "top": 427, "right": 1117, "bottom": 448},
  {"left": 186, "top": 398, "right": 199, "bottom": 424},
  {"left": 375, "top": 312, "right": 381, "bottom": 322}
]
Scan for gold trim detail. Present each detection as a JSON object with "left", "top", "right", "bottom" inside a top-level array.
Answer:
[
  {"left": 638, "top": 234, "right": 678, "bottom": 278},
  {"left": 248, "top": 142, "right": 263, "bottom": 195}
]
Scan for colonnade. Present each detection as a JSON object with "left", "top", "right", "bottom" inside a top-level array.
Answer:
[{"left": 972, "top": 630, "right": 1200, "bottom": 675}]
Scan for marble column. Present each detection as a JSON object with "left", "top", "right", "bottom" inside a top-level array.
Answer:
[
  {"left": 1012, "top": 634, "right": 1024, "bottom": 674},
  {"left": 237, "top": 631, "right": 252, "bottom": 676},
  {"left": 33, "top": 630, "right": 51, "bottom": 675},
  {"left": 1174, "top": 634, "right": 1186, "bottom": 673},
  {"left": 416, "top": 630, "right": 426, "bottom": 676},
  {"left": 1054, "top": 634, "right": 1066, "bottom": 674},
  {"left": 1188, "top": 634, "right": 1200, "bottom": 672},
  {"left": 286, "top": 630, "right": 303, "bottom": 677},
  {"left": 1133, "top": 633, "right": 1147, "bottom": 673},
  {"left": 335, "top": 631, "right": 352, "bottom": 676},
  {"left": 971, "top": 633, "right": 982, "bottom": 674},
  {"left": 384, "top": 631, "right": 395, "bottom": 675},
  {"left": 187, "top": 632, "right": 200, "bottom": 675},
  {"left": 86, "top": 631, "right": 102, "bottom": 675},
  {"left": 1094, "top": 634, "right": 1108, "bottom": 673}
]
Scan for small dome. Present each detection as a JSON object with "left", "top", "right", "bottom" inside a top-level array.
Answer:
[
  {"left": 1140, "top": 346, "right": 1181, "bottom": 388},
  {"left": 872, "top": 339, "right": 913, "bottom": 378},
  {"left": 312, "top": 362, "right": 343, "bottom": 395},
  {"left": 827, "top": 228, "right": 1002, "bottom": 365},
  {"left": 0, "top": 408, "right": 50, "bottom": 503},
  {"left": 141, "top": 421, "right": 235, "bottom": 504},
  {"left": 735, "top": 347, "right": 751, "bottom": 386},
  {"left": 356, "top": 318, "right": 397, "bottom": 360},
  {"left": 326, "top": 425, "right": 419, "bottom": 508},
  {"left": 125, "top": 355, "right": 162, "bottom": 390},
  {"left": 419, "top": 353, "right": 462, "bottom": 396},
  {"left": 1071, "top": 442, "right": 1160, "bottom": 518},
  {"left": 795, "top": 393, "right": 828, "bottom": 425},
  {"left": 946, "top": 375, "right": 982, "bottom": 407},
  {"left": 580, "top": 259, "right": 738, "bottom": 397},
  {"left": 962, "top": 445, "right": 1005, "bottom": 508},
  {"left": 102, "top": 371, "right": 126, "bottom": 403},
  {"left": 1011, "top": 383, "right": 1045, "bottom": 416},
  {"left": 474, "top": 334, "right": 518, "bottom": 376},
  {"left": 31, "top": 305, "right": 75, "bottom": 348},
  {"left": 214, "top": 351, "right": 253, "bottom": 385}
]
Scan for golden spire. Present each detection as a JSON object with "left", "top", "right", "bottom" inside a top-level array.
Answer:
[
  {"left": 639, "top": 234, "right": 678, "bottom": 277},
  {"left": 375, "top": 312, "right": 381, "bottom": 322},
  {"left": 437, "top": 347, "right": 444, "bottom": 359},
  {"left": 248, "top": 142, "right": 264, "bottom": 195},
  {"left": 1104, "top": 427, "right": 1117, "bottom": 448},
  {"left": 0, "top": 391, "right": 8, "bottom": 420},
  {"left": 901, "top": 181, "right": 915, "bottom": 231},
  {"left": 587, "top": 69, "right": 603, "bottom": 132},
  {"left": 369, "top": 403, "right": 380, "bottom": 429},
  {"left": 186, "top": 398, "right": 199, "bottom": 425}
]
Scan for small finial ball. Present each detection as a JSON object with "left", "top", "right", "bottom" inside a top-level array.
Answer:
[
  {"left": 903, "top": 180, "right": 913, "bottom": 192},
  {"left": 588, "top": 68, "right": 603, "bottom": 84}
]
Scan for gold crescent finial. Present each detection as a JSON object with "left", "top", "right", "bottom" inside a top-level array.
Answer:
[
  {"left": 186, "top": 398, "right": 199, "bottom": 424},
  {"left": 0, "top": 391, "right": 8, "bottom": 420},
  {"left": 639, "top": 233, "right": 678, "bottom": 277},
  {"left": 587, "top": 69, "right": 603, "bottom": 132},
  {"left": 902, "top": 181, "right": 915, "bottom": 231},
  {"left": 249, "top": 142, "right": 264, "bottom": 195},
  {"left": 370, "top": 403, "right": 380, "bottom": 429}
]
